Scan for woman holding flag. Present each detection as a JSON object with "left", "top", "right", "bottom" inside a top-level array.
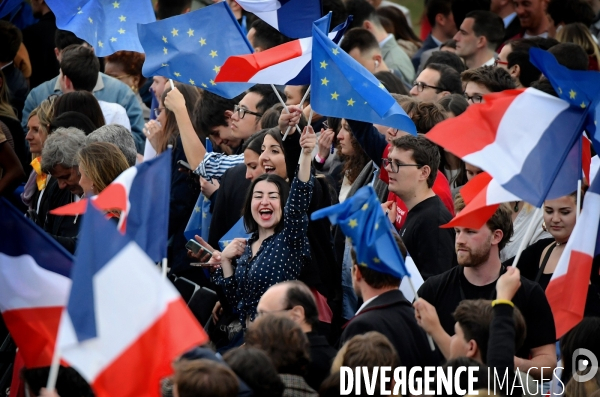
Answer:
[{"left": 208, "top": 124, "right": 316, "bottom": 327}]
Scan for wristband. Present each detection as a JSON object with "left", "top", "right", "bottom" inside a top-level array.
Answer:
[
  {"left": 491, "top": 299, "right": 514, "bottom": 308},
  {"left": 315, "top": 153, "right": 327, "bottom": 164}
]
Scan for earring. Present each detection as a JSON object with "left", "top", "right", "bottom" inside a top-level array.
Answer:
[{"left": 542, "top": 221, "right": 547, "bottom": 232}]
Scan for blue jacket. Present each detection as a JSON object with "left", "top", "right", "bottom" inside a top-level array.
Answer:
[{"left": 22, "top": 72, "right": 146, "bottom": 153}]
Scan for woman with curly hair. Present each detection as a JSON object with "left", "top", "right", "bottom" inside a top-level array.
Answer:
[{"left": 104, "top": 51, "right": 151, "bottom": 120}]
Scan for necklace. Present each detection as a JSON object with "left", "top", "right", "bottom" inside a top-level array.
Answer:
[{"left": 513, "top": 201, "right": 520, "bottom": 212}]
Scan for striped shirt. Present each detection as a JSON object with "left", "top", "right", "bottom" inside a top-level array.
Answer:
[{"left": 194, "top": 152, "right": 244, "bottom": 180}]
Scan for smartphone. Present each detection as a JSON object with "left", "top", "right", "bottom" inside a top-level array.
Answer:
[
  {"left": 178, "top": 160, "right": 193, "bottom": 172},
  {"left": 185, "top": 239, "right": 213, "bottom": 257}
]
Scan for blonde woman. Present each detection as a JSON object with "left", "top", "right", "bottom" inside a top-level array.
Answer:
[{"left": 556, "top": 23, "right": 600, "bottom": 71}]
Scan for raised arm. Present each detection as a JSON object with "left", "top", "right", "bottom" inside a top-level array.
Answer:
[
  {"left": 298, "top": 125, "right": 316, "bottom": 183},
  {"left": 164, "top": 88, "right": 206, "bottom": 169}
]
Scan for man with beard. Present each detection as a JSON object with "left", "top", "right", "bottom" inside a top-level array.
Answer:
[{"left": 414, "top": 196, "right": 557, "bottom": 380}]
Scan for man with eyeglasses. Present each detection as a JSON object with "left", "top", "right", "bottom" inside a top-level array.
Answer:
[
  {"left": 460, "top": 65, "right": 516, "bottom": 105},
  {"left": 409, "top": 63, "right": 462, "bottom": 102},
  {"left": 230, "top": 84, "right": 280, "bottom": 141},
  {"left": 384, "top": 135, "right": 456, "bottom": 280}
]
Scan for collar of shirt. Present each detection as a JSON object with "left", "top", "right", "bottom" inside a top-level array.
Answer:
[
  {"left": 523, "top": 31, "right": 548, "bottom": 39},
  {"left": 503, "top": 12, "right": 517, "bottom": 28},
  {"left": 379, "top": 34, "right": 395, "bottom": 48},
  {"left": 431, "top": 34, "right": 443, "bottom": 46},
  {"left": 356, "top": 295, "right": 379, "bottom": 315},
  {"left": 54, "top": 72, "right": 105, "bottom": 92},
  {"left": 483, "top": 57, "right": 496, "bottom": 66},
  {"left": 1, "top": 61, "right": 13, "bottom": 70}
]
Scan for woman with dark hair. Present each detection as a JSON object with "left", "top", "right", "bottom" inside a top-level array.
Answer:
[
  {"left": 49, "top": 112, "right": 97, "bottom": 135},
  {"left": 208, "top": 124, "right": 315, "bottom": 326},
  {"left": 376, "top": 6, "right": 422, "bottom": 58},
  {"left": 104, "top": 51, "right": 151, "bottom": 119},
  {"left": 52, "top": 91, "right": 106, "bottom": 129}
]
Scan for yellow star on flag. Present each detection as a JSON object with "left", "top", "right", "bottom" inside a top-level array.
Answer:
[
  {"left": 362, "top": 203, "right": 369, "bottom": 211},
  {"left": 331, "top": 92, "right": 339, "bottom": 100},
  {"left": 347, "top": 98, "right": 355, "bottom": 106},
  {"left": 202, "top": 212, "right": 207, "bottom": 218},
  {"left": 187, "top": 28, "right": 194, "bottom": 37},
  {"left": 332, "top": 47, "right": 339, "bottom": 55},
  {"left": 112, "top": 1, "right": 119, "bottom": 8},
  {"left": 375, "top": 222, "right": 379, "bottom": 230},
  {"left": 189, "top": 79, "right": 195, "bottom": 85},
  {"left": 118, "top": 28, "right": 126, "bottom": 34},
  {"left": 210, "top": 79, "right": 217, "bottom": 86},
  {"left": 348, "top": 219, "right": 358, "bottom": 228},
  {"left": 373, "top": 257, "right": 381, "bottom": 263},
  {"left": 161, "top": 63, "right": 168, "bottom": 67},
  {"left": 110, "top": 37, "right": 117, "bottom": 42},
  {"left": 320, "top": 60, "right": 328, "bottom": 69},
  {"left": 581, "top": 102, "right": 587, "bottom": 109},
  {"left": 171, "top": 28, "right": 179, "bottom": 36},
  {"left": 162, "top": 36, "right": 167, "bottom": 43},
  {"left": 569, "top": 89, "right": 577, "bottom": 99},
  {"left": 163, "top": 47, "right": 168, "bottom": 55},
  {"left": 77, "top": 7, "right": 83, "bottom": 14},
  {"left": 194, "top": 206, "right": 200, "bottom": 213},
  {"left": 199, "top": 38, "right": 206, "bottom": 46},
  {"left": 213, "top": 65, "right": 221, "bottom": 73},
  {"left": 174, "top": 72, "right": 181, "bottom": 77},
  {"left": 209, "top": 50, "right": 218, "bottom": 58},
  {"left": 359, "top": 262, "right": 367, "bottom": 267},
  {"left": 119, "top": 15, "right": 126, "bottom": 22},
  {"left": 321, "top": 77, "right": 329, "bottom": 86},
  {"left": 378, "top": 83, "right": 385, "bottom": 89},
  {"left": 98, "top": 40, "right": 103, "bottom": 47},
  {"left": 88, "top": 17, "right": 93, "bottom": 23},
  {"left": 201, "top": 83, "right": 208, "bottom": 88}
]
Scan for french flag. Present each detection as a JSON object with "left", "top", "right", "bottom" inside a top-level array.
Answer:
[
  {"left": 546, "top": 172, "right": 600, "bottom": 339},
  {"left": 56, "top": 203, "right": 208, "bottom": 397},
  {"left": 236, "top": 0, "right": 322, "bottom": 39},
  {"left": 216, "top": 13, "right": 348, "bottom": 86},
  {"left": 50, "top": 149, "right": 171, "bottom": 263},
  {"left": 0, "top": 198, "right": 72, "bottom": 368},
  {"left": 427, "top": 88, "right": 587, "bottom": 207}
]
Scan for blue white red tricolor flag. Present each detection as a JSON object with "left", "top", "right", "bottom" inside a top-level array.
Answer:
[
  {"left": 51, "top": 149, "right": 171, "bottom": 263},
  {"left": 235, "top": 0, "right": 322, "bottom": 38},
  {"left": 0, "top": 198, "right": 73, "bottom": 368},
  {"left": 216, "top": 13, "right": 349, "bottom": 86},
  {"left": 427, "top": 88, "right": 587, "bottom": 207},
  {"left": 57, "top": 203, "right": 208, "bottom": 397}
]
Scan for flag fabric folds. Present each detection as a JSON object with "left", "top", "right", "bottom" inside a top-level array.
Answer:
[
  {"left": 236, "top": 0, "right": 322, "bottom": 39},
  {"left": 184, "top": 193, "right": 212, "bottom": 242},
  {"left": 311, "top": 185, "right": 409, "bottom": 279},
  {"left": 529, "top": 48, "right": 600, "bottom": 152},
  {"left": 546, "top": 173, "right": 600, "bottom": 339},
  {"left": 218, "top": 217, "right": 252, "bottom": 251},
  {"left": 0, "top": 198, "right": 73, "bottom": 368},
  {"left": 216, "top": 14, "right": 350, "bottom": 86},
  {"left": 57, "top": 203, "right": 208, "bottom": 397},
  {"left": 50, "top": 149, "right": 171, "bottom": 263},
  {"left": 138, "top": 2, "right": 253, "bottom": 99},
  {"left": 426, "top": 88, "right": 586, "bottom": 207},
  {"left": 46, "top": 0, "right": 155, "bottom": 57},
  {"left": 310, "top": 22, "right": 417, "bottom": 134}
]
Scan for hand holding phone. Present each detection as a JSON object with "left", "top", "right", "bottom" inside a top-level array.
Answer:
[{"left": 185, "top": 238, "right": 213, "bottom": 264}]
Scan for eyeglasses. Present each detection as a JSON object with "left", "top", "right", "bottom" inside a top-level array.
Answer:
[
  {"left": 464, "top": 93, "right": 484, "bottom": 104},
  {"left": 412, "top": 81, "right": 444, "bottom": 93},
  {"left": 381, "top": 158, "right": 423, "bottom": 173},
  {"left": 234, "top": 104, "right": 263, "bottom": 119},
  {"left": 493, "top": 59, "right": 509, "bottom": 67},
  {"left": 154, "top": 107, "right": 166, "bottom": 118}
]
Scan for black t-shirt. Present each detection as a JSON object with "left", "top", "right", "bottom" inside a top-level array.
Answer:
[
  {"left": 418, "top": 265, "right": 556, "bottom": 358},
  {"left": 400, "top": 195, "right": 456, "bottom": 279},
  {"left": 504, "top": 238, "right": 555, "bottom": 290}
]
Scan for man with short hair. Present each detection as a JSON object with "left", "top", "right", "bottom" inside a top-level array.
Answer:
[
  {"left": 246, "top": 19, "right": 290, "bottom": 52},
  {"left": 155, "top": 0, "right": 191, "bottom": 20},
  {"left": 415, "top": 197, "right": 557, "bottom": 379},
  {"left": 345, "top": 0, "right": 415, "bottom": 83},
  {"left": 339, "top": 234, "right": 439, "bottom": 370},
  {"left": 548, "top": 42, "right": 590, "bottom": 71},
  {"left": 173, "top": 359, "right": 239, "bottom": 397},
  {"left": 491, "top": 0, "right": 521, "bottom": 43},
  {"left": 340, "top": 28, "right": 396, "bottom": 75},
  {"left": 385, "top": 135, "right": 456, "bottom": 279},
  {"left": 86, "top": 124, "right": 137, "bottom": 167},
  {"left": 22, "top": 31, "right": 145, "bottom": 152},
  {"left": 195, "top": 91, "right": 244, "bottom": 152},
  {"left": 257, "top": 281, "right": 337, "bottom": 391},
  {"left": 231, "top": 84, "right": 280, "bottom": 140},
  {"left": 496, "top": 38, "right": 557, "bottom": 88},
  {"left": 412, "top": 0, "right": 457, "bottom": 70},
  {"left": 453, "top": 11, "right": 505, "bottom": 69},
  {"left": 461, "top": 66, "right": 516, "bottom": 104},
  {"left": 40, "top": 127, "right": 87, "bottom": 253},
  {"left": 454, "top": 10, "right": 504, "bottom": 69},
  {"left": 409, "top": 63, "right": 462, "bottom": 102},
  {"left": 513, "top": 0, "right": 550, "bottom": 39},
  {"left": 547, "top": 0, "right": 594, "bottom": 37}
]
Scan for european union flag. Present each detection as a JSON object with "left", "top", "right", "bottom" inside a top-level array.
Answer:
[
  {"left": 310, "top": 22, "right": 416, "bottom": 134},
  {"left": 311, "top": 185, "right": 409, "bottom": 279},
  {"left": 530, "top": 48, "right": 600, "bottom": 152},
  {"left": 46, "top": 0, "right": 155, "bottom": 57},
  {"left": 184, "top": 139, "right": 214, "bottom": 242},
  {"left": 219, "top": 217, "right": 252, "bottom": 251},
  {"left": 138, "top": 2, "right": 253, "bottom": 99}
]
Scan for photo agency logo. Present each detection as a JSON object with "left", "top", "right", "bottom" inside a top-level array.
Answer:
[{"left": 573, "top": 349, "right": 599, "bottom": 383}]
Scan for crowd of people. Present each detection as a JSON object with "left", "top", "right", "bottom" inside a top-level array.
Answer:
[{"left": 3, "top": 0, "right": 600, "bottom": 395}]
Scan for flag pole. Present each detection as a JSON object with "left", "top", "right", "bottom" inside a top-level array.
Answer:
[
  {"left": 169, "top": 79, "right": 175, "bottom": 90},
  {"left": 307, "top": 108, "right": 314, "bottom": 126},
  {"left": 271, "top": 84, "right": 302, "bottom": 140},
  {"left": 406, "top": 277, "right": 435, "bottom": 351},
  {"left": 510, "top": 207, "right": 542, "bottom": 268},
  {"left": 577, "top": 179, "right": 582, "bottom": 220},
  {"left": 162, "top": 257, "right": 168, "bottom": 279},
  {"left": 46, "top": 342, "right": 62, "bottom": 391},
  {"left": 282, "top": 85, "right": 311, "bottom": 141}
]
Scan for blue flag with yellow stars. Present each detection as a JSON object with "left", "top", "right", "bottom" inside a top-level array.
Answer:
[
  {"left": 530, "top": 48, "right": 600, "bottom": 152},
  {"left": 311, "top": 185, "right": 410, "bottom": 279},
  {"left": 138, "top": 2, "right": 253, "bottom": 99},
  {"left": 46, "top": 0, "right": 155, "bottom": 57},
  {"left": 310, "top": 21, "right": 416, "bottom": 134}
]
